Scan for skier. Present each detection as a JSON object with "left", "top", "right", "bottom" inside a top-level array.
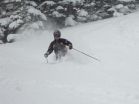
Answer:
[{"left": 44, "top": 30, "right": 73, "bottom": 60}]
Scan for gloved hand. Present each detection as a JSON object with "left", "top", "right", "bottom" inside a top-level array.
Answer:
[
  {"left": 69, "top": 45, "right": 73, "bottom": 50},
  {"left": 44, "top": 53, "right": 49, "bottom": 58}
]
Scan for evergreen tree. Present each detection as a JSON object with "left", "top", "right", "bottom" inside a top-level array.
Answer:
[
  {"left": 0, "top": 0, "right": 138, "bottom": 43},
  {"left": 0, "top": 0, "right": 47, "bottom": 43}
]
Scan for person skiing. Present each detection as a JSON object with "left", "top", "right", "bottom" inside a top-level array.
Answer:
[{"left": 44, "top": 30, "right": 73, "bottom": 60}]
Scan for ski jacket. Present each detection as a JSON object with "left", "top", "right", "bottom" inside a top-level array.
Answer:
[{"left": 46, "top": 38, "right": 72, "bottom": 55}]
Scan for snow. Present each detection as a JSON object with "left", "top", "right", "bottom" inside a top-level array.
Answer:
[
  {"left": 28, "top": 21, "right": 44, "bottom": 29},
  {"left": 27, "top": 6, "right": 47, "bottom": 21},
  {"left": 4, "top": 0, "right": 21, "bottom": 3},
  {"left": 10, "top": 15, "right": 22, "bottom": 20},
  {"left": 118, "top": 0, "right": 135, "bottom": 2},
  {"left": 115, "top": 4, "right": 124, "bottom": 9},
  {"left": 40, "top": 1, "right": 56, "bottom": 6},
  {"left": 26, "top": 1, "right": 37, "bottom": 7},
  {"left": 0, "top": 18, "right": 11, "bottom": 26},
  {"left": 52, "top": 11, "right": 65, "bottom": 17},
  {"left": 65, "top": 15, "right": 77, "bottom": 26},
  {"left": 113, "top": 11, "right": 124, "bottom": 17},
  {"left": 78, "top": 9, "right": 88, "bottom": 17},
  {"left": 0, "top": 11, "right": 139, "bottom": 104},
  {"left": 64, "top": 0, "right": 83, "bottom": 3},
  {"left": 28, "top": 7, "right": 42, "bottom": 15},
  {"left": 9, "top": 19, "right": 23, "bottom": 29},
  {"left": 91, "top": 2, "right": 95, "bottom": 6},
  {"left": 58, "top": 0, "right": 84, "bottom": 5},
  {"left": 56, "top": 6, "right": 64, "bottom": 10}
]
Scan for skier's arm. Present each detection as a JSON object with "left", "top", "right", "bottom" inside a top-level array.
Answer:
[
  {"left": 63, "top": 39, "right": 73, "bottom": 49},
  {"left": 44, "top": 42, "right": 54, "bottom": 58}
]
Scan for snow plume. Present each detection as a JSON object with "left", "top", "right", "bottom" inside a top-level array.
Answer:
[
  {"left": 28, "top": 21, "right": 44, "bottom": 30},
  {"left": 42, "top": 19, "right": 61, "bottom": 31}
]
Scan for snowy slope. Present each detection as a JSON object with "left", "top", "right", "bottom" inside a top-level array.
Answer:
[{"left": 0, "top": 11, "right": 139, "bottom": 104}]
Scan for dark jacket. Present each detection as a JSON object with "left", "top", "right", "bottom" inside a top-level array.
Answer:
[{"left": 46, "top": 38, "right": 72, "bottom": 55}]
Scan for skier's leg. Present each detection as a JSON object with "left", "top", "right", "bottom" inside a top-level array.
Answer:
[
  {"left": 55, "top": 51, "right": 62, "bottom": 60},
  {"left": 61, "top": 47, "right": 68, "bottom": 57}
]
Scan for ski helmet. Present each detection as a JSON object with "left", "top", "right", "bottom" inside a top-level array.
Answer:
[{"left": 53, "top": 30, "right": 61, "bottom": 38}]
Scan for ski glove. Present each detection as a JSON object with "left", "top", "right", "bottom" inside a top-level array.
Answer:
[
  {"left": 69, "top": 45, "right": 73, "bottom": 50},
  {"left": 44, "top": 52, "right": 49, "bottom": 58}
]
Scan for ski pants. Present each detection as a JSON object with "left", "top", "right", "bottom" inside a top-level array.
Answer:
[{"left": 54, "top": 46, "right": 68, "bottom": 60}]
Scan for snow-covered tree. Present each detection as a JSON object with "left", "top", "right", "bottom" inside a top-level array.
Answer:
[
  {"left": 77, "top": 9, "right": 88, "bottom": 22},
  {"left": 0, "top": 0, "right": 138, "bottom": 43},
  {"left": 65, "top": 15, "right": 77, "bottom": 26},
  {"left": 0, "top": 0, "right": 47, "bottom": 43}
]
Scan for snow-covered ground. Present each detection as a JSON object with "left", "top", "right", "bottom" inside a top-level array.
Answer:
[{"left": 0, "top": 11, "right": 139, "bottom": 104}]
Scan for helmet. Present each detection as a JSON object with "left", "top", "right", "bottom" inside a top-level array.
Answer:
[{"left": 53, "top": 30, "right": 61, "bottom": 38}]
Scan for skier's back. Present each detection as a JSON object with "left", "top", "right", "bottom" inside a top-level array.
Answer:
[{"left": 44, "top": 30, "right": 73, "bottom": 60}]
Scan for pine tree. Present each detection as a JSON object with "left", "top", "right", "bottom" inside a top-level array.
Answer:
[
  {"left": 0, "top": 0, "right": 138, "bottom": 43},
  {"left": 0, "top": 0, "right": 47, "bottom": 43}
]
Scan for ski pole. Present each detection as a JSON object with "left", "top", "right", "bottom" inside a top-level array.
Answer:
[
  {"left": 46, "top": 58, "right": 49, "bottom": 63},
  {"left": 73, "top": 48, "right": 100, "bottom": 62}
]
